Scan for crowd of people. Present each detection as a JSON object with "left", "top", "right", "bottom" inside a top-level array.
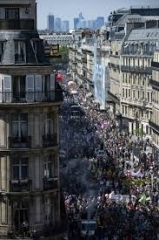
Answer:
[{"left": 59, "top": 76, "right": 159, "bottom": 240}]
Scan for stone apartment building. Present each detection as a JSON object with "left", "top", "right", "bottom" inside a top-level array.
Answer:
[
  {"left": 69, "top": 28, "right": 110, "bottom": 104},
  {"left": 150, "top": 50, "right": 159, "bottom": 162},
  {"left": 120, "top": 28, "right": 159, "bottom": 135},
  {"left": 0, "top": 0, "right": 63, "bottom": 238}
]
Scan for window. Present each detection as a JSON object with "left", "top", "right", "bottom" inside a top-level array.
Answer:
[
  {"left": 14, "top": 202, "right": 28, "bottom": 231},
  {"left": 12, "top": 158, "right": 28, "bottom": 180},
  {"left": 12, "top": 114, "right": 28, "bottom": 139},
  {"left": 5, "top": 8, "right": 19, "bottom": 19},
  {"left": 31, "top": 40, "right": 38, "bottom": 62},
  {"left": 0, "top": 41, "right": 5, "bottom": 62},
  {"left": 15, "top": 41, "right": 26, "bottom": 63},
  {"left": 44, "top": 113, "right": 53, "bottom": 136},
  {"left": 44, "top": 155, "right": 56, "bottom": 178},
  {"left": 13, "top": 76, "right": 26, "bottom": 100}
]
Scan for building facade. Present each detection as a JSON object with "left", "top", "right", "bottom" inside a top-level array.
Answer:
[
  {"left": 47, "top": 14, "right": 54, "bottom": 32},
  {"left": 0, "top": 0, "right": 63, "bottom": 237},
  {"left": 40, "top": 33, "right": 73, "bottom": 46},
  {"left": 150, "top": 50, "right": 159, "bottom": 162},
  {"left": 120, "top": 28, "right": 159, "bottom": 135}
]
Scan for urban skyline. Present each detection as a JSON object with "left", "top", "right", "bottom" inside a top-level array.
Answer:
[
  {"left": 47, "top": 12, "right": 105, "bottom": 31},
  {"left": 37, "top": 0, "right": 159, "bottom": 29}
]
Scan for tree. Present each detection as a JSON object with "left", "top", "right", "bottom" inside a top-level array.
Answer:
[
  {"left": 50, "top": 45, "right": 69, "bottom": 69},
  {"left": 59, "top": 45, "right": 69, "bottom": 64}
]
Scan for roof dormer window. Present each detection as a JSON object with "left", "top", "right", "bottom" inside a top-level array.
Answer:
[
  {"left": 0, "top": 41, "right": 6, "bottom": 62},
  {"left": 5, "top": 8, "right": 19, "bottom": 20},
  {"left": 14, "top": 41, "right": 26, "bottom": 63}
]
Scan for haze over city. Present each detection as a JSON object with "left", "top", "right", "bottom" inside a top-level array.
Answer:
[{"left": 37, "top": 0, "right": 159, "bottom": 29}]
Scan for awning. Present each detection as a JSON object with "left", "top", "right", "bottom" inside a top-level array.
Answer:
[{"left": 86, "top": 92, "right": 93, "bottom": 98}]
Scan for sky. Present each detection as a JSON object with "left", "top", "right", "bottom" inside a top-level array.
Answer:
[{"left": 37, "top": 0, "right": 159, "bottom": 29}]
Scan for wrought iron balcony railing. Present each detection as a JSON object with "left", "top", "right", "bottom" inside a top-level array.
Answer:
[
  {"left": 8, "top": 136, "right": 31, "bottom": 148},
  {"left": 151, "top": 61, "right": 159, "bottom": 69},
  {"left": 121, "top": 65, "right": 152, "bottom": 74},
  {"left": 0, "top": 90, "right": 63, "bottom": 104},
  {"left": 43, "top": 177, "right": 58, "bottom": 191},
  {"left": 42, "top": 133, "right": 57, "bottom": 147},
  {"left": 0, "top": 19, "right": 35, "bottom": 30},
  {"left": 149, "top": 120, "right": 159, "bottom": 133},
  {"left": 10, "top": 179, "right": 32, "bottom": 192}
]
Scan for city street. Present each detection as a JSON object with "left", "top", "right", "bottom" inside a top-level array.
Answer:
[{"left": 59, "top": 77, "right": 159, "bottom": 240}]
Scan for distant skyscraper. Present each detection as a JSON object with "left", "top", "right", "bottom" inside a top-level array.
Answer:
[
  {"left": 79, "top": 12, "right": 84, "bottom": 20},
  {"left": 61, "top": 20, "right": 69, "bottom": 32},
  {"left": 54, "top": 17, "right": 61, "bottom": 32},
  {"left": 77, "top": 20, "right": 86, "bottom": 29},
  {"left": 86, "top": 20, "right": 95, "bottom": 29},
  {"left": 76, "top": 12, "right": 85, "bottom": 29},
  {"left": 95, "top": 16, "right": 105, "bottom": 29},
  {"left": 47, "top": 14, "right": 54, "bottom": 31},
  {"left": 74, "top": 18, "right": 79, "bottom": 30}
]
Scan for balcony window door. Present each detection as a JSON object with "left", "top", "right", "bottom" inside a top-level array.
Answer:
[
  {"left": 5, "top": 8, "right": 19, "bottom": 20},
  {"left": 44, "top": 156, "right": 54, "bottom": 179},
  {"left": 26, "top": 75, "right": 34, "bottom": 102},
  {"left": 15, "top": 41, "right": 26, "bottom": 63},
  {"left": 44, "top": 113, "right": 53, "bottom": 136},
  {"left": 0, "top": 41, "right": 5, "bottom": 62},
  {"left": 14, "top": 202, "right": 28, "bottom": 231},
  {"left": 13, "top": 76, "right": 26, "bottom": 101},
  {"left": 12, "top": 158, "right": 28, "bottom": 180},
  {"left": 44, "top": 74, "right": 55, "bottom": 100},
  {"left": 35, "top": 75, "right": 42, "bottom": 101},
  {"left": 0, "top": 74, "right": 12, "bottom": 103},
  {"left": 12, "top": 114, "right": 28, "bottom": 140}
]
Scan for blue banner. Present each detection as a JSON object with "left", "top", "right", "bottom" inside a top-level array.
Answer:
[{"left": 94, "top": 64, "right": 106, "bottom": 110}]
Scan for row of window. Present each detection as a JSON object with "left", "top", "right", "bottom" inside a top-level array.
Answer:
[
  {"left": 153, "top": 132, "right": 159, "bottom": 146},
  {"left": 122, "top": 88, "right": 152, "bottom": 102},
  {"left": 0, "top": 40, "right": 39, "bottom": 63},
  {"left": 122, "top": 57, "right": 152, "bottom": 67},
  {"left": 0, "top": 74, "right": 55, "bottom": 103},
  {"left": 152, "top": 70, "right": 159, "bottom": 82},
  {"left": 152, "top": 110, "right": 159, "bottom": 126},
  {"left": 11, "top": 113, "right": 54, "bottom": 138},
  {"left": 121, "top": 105, "right": 152, "bottom": 120},
  {"left": 11, "top": 155, "right": 57, "bottom": 180},
  {"left": 122, "top": 74, "right": 149, "bottom": 85},
  {"left": 152, "top": 90, "right": 159, "bottom": 105},
  {"left": 123, "top": 43, "right": 156, "bottom": 55},
  {"left": 154, "top": 53, "right": 159, "bottom": 63}
]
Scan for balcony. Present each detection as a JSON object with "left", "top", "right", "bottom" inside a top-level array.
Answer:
[
  {"left": 149, "top": 120, "right": 159, "bottom": 133},
  {"left": 10, "top": 179, "right": 32, "bottom": 192},
  {"left": 42, "top": 133, "right": 57, "bottom": 148},
  {"left": 121, "top": 65, "right": 152, "bottom": 74},
  {"left": 43, "top": 177, "right": 58, "bottom": 191},
  {"left": 0, "top": 90, "right": 63, "bottom": 104},
  {"left": 151, "top": 61, "right": 159, "bottom": 69},
  {"left": 0, "top": 19, "right": 35, "bottom": 30},
  {"left": 150, "top": 79, "right": 159, "bottom": 88},
  {"left": 8, "top": 136, "right": 31, "bottom": 148}
]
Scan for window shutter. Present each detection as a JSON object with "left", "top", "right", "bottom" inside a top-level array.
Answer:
[
  {"left": 3, "top": 75, "right": 12, "bottom": 102},
  {"left": 50, "top": 74, "right": 55, "bottom": 100},
  {"left": 35, "top": 75, "right": 42, "bottom": 101},
  {"left": 26, "top": 75, "right": 34, "bottom": 102},
  {"left": 0, "top": 74, "right": 3, "bottom": 103}
]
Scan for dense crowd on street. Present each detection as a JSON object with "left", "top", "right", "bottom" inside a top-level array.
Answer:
[{"left": 59, "top": 75, "right": 159, "bottom": 240}]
